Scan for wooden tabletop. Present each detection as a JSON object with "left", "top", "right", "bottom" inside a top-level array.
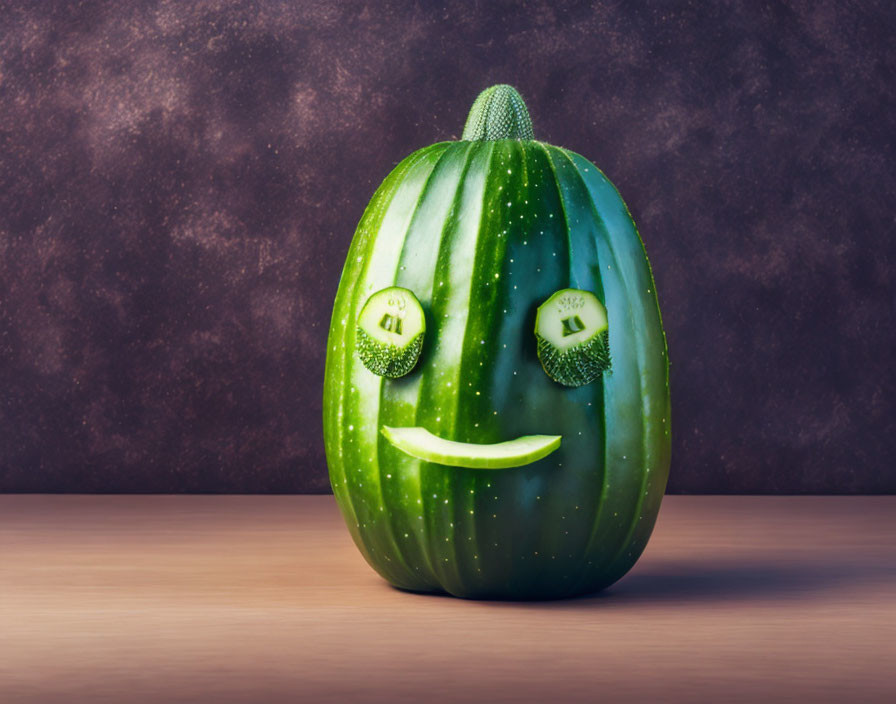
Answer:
[{"left": 1, "top": 495, "right": 893, "bottom": 703}]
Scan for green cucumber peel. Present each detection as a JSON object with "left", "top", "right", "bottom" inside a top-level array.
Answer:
[{"left": 382, "top": 426, "right": 561, "bottom": 469}]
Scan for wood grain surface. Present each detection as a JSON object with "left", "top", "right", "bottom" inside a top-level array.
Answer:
[{"left": 1, "top": 495, "right": 894, "bottom": 703}]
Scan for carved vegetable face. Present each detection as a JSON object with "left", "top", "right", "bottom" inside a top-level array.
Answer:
[{"left": 323, "top": 85, "right": 670, "bottom": 599}]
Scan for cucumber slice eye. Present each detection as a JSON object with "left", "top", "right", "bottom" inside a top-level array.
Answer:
[
  {"left": 535, "top": 288, "right": 610, "bottom": 387},
  {"left": 356, "top": 287, "right": 426, "bottom": 378}
]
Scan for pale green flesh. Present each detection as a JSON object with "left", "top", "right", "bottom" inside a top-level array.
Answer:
[
  {"left": 536, "top": 288, "right": 608, "bottom": 351},
  {"left": 356, "top": 286, "right": 426, "bottom": 377},
  {"left": 535, "top": 288, "right": 611, "bottom": 386},
  {"left": 382, "top": 426, "right": 561, "bottom": 469},
  {"left": 358, "top": 286, "right": 425, "bottom": 346}
]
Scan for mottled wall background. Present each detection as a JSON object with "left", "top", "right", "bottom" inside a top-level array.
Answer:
[{"left": 1, "top": 1, "right": 894, "bottom": 493}]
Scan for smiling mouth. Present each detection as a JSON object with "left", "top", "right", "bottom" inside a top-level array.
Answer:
[{"left": 381, "top": 426, "right": 561, "bottom": 469}]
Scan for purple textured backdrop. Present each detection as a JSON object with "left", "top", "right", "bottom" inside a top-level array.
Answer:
[{"left": 1, "top": 1, "right": 894, "bottom": 493}]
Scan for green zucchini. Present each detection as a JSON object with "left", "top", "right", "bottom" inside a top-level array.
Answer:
[{"left": 323, "top": 84, "right": 671, "bottom": 599}]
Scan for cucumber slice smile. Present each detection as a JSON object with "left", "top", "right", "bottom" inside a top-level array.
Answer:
[{"left": 382, "top": 426, "right": 561, "bottom": 469}]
